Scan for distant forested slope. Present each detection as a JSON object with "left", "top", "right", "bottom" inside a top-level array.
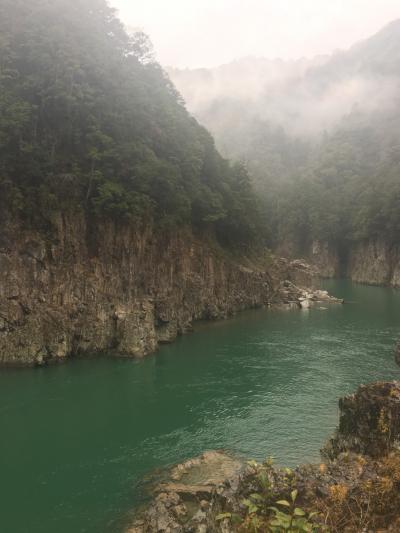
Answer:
[
  {"left": 0, "top": 0, "right": 262, "bottom": 246},
  {"left": 170, "top": 21, "right": 400, "bottom": 253}
]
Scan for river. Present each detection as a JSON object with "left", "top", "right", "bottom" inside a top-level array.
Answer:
[{"left": 0, "top": 280, "right": 398, "bottom": 532}]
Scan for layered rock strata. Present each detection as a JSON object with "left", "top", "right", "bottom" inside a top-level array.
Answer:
[{"left": 0, "top": 211, "right": 319, "bottom": 366}]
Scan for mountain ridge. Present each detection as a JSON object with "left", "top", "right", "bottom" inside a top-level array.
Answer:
[{"left": 169, "top": 18, "right": 400, "bottom": 137}]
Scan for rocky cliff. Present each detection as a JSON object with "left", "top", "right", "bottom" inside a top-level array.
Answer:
[
  {"left": 0, "top": 211, "right": 317, "bottom": 366},
  {"left": 347, "top": 240, "right": 400, "bottom": 287},
  {"left": 309, "top": 239, "right": 400, "bottom": 287},
  {"left": 323, "top": 381, "right": 400, "bottom": 459},
  {"left": 309, "top": 240, "right": 341, "bottom": 278}
]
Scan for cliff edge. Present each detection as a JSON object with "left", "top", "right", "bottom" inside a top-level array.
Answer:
[{"left": 0, "top": 211, "right": 319, "bottom": 366}]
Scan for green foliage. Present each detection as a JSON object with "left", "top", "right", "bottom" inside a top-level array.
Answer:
[
  {"left": 0, "top": 0, "right": 263, "bottom": 246},
  {"left": 230, "top": 106, "right": 400, "bottom": 252},
  {"left": 177, "top": 58, "right": 400, "bottom": 251},
  {"left": 216, "top": 512, "right": 232, "bottom": 520},
  {"left": 240, "top": 460, "right": 322, "bottom": 533},
  {"left": 268, "top": 490, "right": 321, "bottom": 532}
]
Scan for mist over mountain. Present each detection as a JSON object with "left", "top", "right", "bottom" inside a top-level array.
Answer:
[
  {"left": 169, "top": 20, "right": 400, "bottom": 254},
  {"left": 169, "top": 19, "right": 400, "bottom": 140}
]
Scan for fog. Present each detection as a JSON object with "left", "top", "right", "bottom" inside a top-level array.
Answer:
[
  {"left": 167, "top": 19, "right": 400, "bottom": 139},
  {"left": 112, "top": 0, "right": 400, "bottom": 69},
  {"left": 111, "top": 1, "right": 400, "bottom": 139}
]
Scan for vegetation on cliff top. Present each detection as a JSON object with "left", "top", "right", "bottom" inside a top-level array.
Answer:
[{"left": 0, "top": 0, "right": 262, "bottom": 246}]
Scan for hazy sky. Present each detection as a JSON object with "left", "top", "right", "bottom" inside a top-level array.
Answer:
[{"left": 111, "top": 0, "right": 400, "bottom": 68}]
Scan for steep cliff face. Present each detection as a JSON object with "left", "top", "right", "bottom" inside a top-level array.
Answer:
[
  {"left": 275, "top": 239, "right": 341, "bottom": 279},
  {"left": 309, "top": 240, "right": 341, "bottom": 278},
  {"left": 306, "top": 239, "right": 400, "bottom": 287},
  {"left": 0, "top": 212, "right": 312, "bottom": 366},
  {"left": 347, "top": 240, "right": 400, "bottom": 287}
]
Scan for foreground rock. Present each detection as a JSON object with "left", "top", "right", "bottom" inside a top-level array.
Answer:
[
  {"left": 126, "top": 451, "right": 245, "bottom": 532},
  {"left": 323, "top": 381, "right": 400, "bottom": 459},
  {"left": 395, "top": 342, "right": 400, "bottom": 367},
  {"left": 129, "top": 381, "right": 400, "bottom": 532}
]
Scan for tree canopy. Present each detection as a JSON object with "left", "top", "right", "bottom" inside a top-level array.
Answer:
[{"left": 0, "top": 0, "right": 263, "bottom": 247}]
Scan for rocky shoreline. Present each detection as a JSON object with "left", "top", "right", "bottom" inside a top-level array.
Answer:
[
  {"left": 275, "top": 278, "right": 344, "bottom": 310},
  {"left": 0, "top": 211, "right": 341, "bottom": 366},
  {"left": 128, "top": 365, "right": 400, "bottom": 532}
]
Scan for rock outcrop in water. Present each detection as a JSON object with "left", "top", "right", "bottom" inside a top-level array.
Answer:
[
  {"left": 130, "top": 380, "right": 400, "bottom": 532},
  {"left": 395, "top": 342, "right": 400, "bottom": 367},
  {"left": 0, "top": 211, "right": 324, "bottom": 366},
  {"left": 323, "top": 381, "right": 400, "bottom": 459},
  {"left": 276, "top": 280, "right": 343, "bottom": 309}
]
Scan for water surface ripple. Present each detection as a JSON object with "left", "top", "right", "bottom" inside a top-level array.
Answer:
[{"left": 0, "top": 280, "right": 398, "bottom": 532}]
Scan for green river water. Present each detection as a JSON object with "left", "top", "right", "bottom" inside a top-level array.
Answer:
[{"left": 0, "top": 280, "right": 399, "bottom": 532}]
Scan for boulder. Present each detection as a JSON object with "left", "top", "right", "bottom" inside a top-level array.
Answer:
[
  {"left": 127, "top": 451, "right": 244, "bottom": 532},
  {"left": 323, "top": 381, "right": 400, "bottom": 459},
  {"left": 395, "top": 342, "right": 400, "bottom": 367}
]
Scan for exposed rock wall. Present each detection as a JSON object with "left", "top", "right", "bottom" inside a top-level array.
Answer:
[
  {"left": 0, "top": 211, "right": 313, "bottom": 366},
  {"left": 347, "top": 239, "right": 400, "bottom": 287},
  {"left": 275, "top": 239, "right": 341, "bottom": 279},
  {"left": 275, "top": 240, "right": 341, "bottom": 279},
  {"left": 309, "top": 240, "right": 341, "bottom": 278},
  {"left": 308, "top": 239, "right": 400, "bottom": 287}
]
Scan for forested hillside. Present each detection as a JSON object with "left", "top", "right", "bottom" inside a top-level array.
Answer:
[
  {"left": 170, "top": 21, "right": 400, "bottom": 256},
  {"left": 0, "top": 0, "right": 262, "bottom": 247}
]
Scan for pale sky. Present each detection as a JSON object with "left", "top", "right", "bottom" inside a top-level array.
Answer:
[{"left": 111, "top": 0, "right": 400, "bottom": 68}]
